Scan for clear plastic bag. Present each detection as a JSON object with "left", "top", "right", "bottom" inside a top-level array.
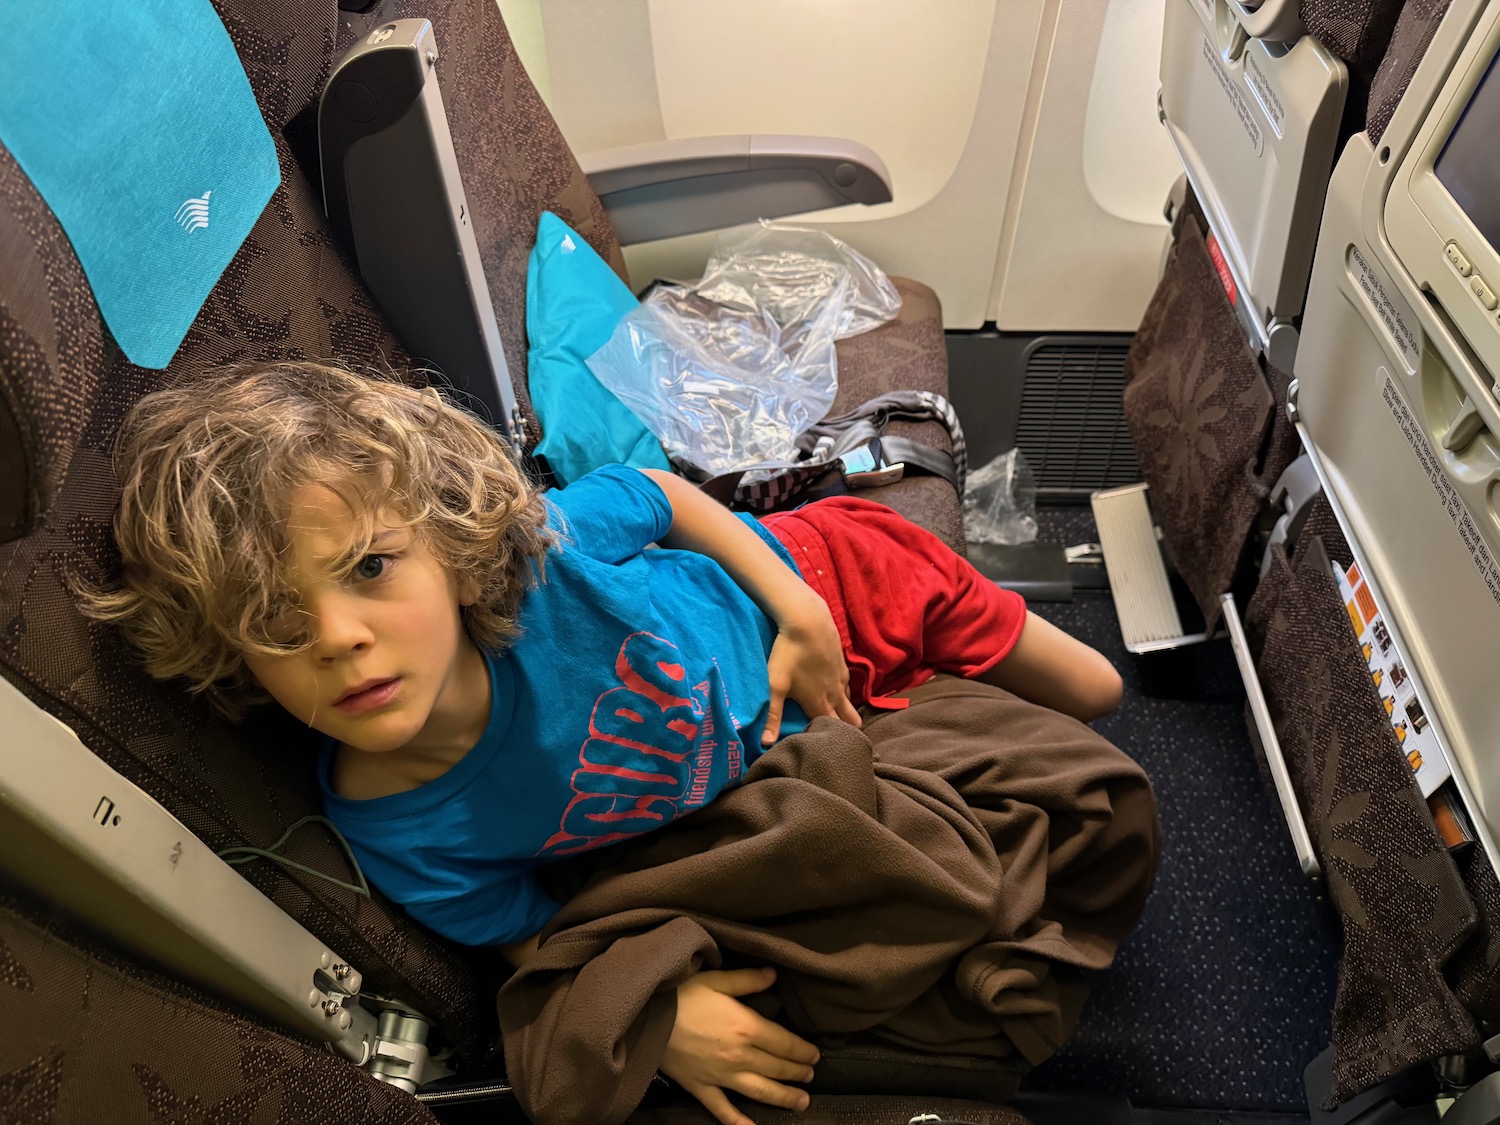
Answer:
[
  {"left": 694, "top": 220, "right": 902, "bottom": 341},
  {"left": 585, "top": 284, "right": 843, "bottom": 476},
  {"left": 962, "top": 448, "right": 1038, "bottom": 545},
  {"left": 584, "top": 222, "right": 903, "bottom": 476}
]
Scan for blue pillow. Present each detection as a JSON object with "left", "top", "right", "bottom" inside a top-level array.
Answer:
[{"left": 526, "top": 212, "right": 668, "bottom": 485}]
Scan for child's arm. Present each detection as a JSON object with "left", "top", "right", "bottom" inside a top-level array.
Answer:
[{"left": 640, "top": 469, "right": 861, "bottom": 743}]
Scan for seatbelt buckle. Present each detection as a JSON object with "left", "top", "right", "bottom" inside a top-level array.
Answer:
[{"left": 838, "top": 437, "right": 905, "bottom": 487}]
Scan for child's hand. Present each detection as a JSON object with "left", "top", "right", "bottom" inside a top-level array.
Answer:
[
  {"left": 661, "top": 968, "right": 820, "bottom": 1125},
  {"left": 763, "top": 597, "right": 862, "bottom": 745}
]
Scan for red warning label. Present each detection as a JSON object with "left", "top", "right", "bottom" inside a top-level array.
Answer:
[{"left": 1206, "top": 233, "right": 1238, "bottom": 307}]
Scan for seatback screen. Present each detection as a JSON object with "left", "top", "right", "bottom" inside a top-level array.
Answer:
[{"left": 1436, "top": 53, "right": 1500, "bottom": 252}]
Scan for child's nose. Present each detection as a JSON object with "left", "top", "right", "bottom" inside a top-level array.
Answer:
[{"left": 310, "top": 592, "right": 373, "bottom": 659}]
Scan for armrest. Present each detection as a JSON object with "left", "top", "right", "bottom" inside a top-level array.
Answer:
[{"left": 578, "top": 134, "right": 892, "bottom": 245}]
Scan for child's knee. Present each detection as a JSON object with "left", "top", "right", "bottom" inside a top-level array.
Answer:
[{"left": 1078, "top": 656, "right": 1124, "bottom": 721}]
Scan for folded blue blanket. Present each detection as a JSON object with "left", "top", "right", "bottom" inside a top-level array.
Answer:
[{"left": 0, "top": 0, "right": 280, "bottom": 368}]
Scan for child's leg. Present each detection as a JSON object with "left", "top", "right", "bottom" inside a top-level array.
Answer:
[
  {"left": 764, "top": 497, "right": 1123, "bottom": 721},
  {"left": 975, "top": 611, "right": 1123, "bottom": 723}
]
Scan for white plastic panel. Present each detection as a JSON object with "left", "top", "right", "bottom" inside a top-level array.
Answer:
[
  {"left": 990, "top": 0, "right": 1177, "bottom": 332},
  {"left": 648, "top": 0, "right": 993, "bottom": 218},
  {"left": 0, "top": 674, "right": 377, "bottom": 1059},
  {"left": 1083, "top": 0, "right": 1185, "bottom": 225},
  {"left": 607, "top": 0, "right": 1046, "bottom": 329},
  {"left": 532, "top": 0, "right": 665, "bottom": 155},
  {"left": 1159, "top": 0, "right": 1347, "bottom": 325},
  {"left": 515, "top": 0, "right": 1172, "bottom": 330},
  {"left": 1295, "top": 127, "right": 1500, "bottom": 865}
]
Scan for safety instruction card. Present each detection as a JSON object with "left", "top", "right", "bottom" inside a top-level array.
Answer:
[{"left": 1335, "top": 561, "right": 1451, "bottom": 796}]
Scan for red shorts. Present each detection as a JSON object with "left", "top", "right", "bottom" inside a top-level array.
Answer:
[{"left": 762, "top": 496, "right": 1027, "bottom": 709}]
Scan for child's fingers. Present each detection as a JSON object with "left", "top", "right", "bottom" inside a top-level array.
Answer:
[
  {"left": 684, "top": 1081, "right": 755, "bottom": 1125},
  {"left": 727, "top": 1071, "right": 812, "bottom": 1113},
  {"left": 835, "top": 693, "right": 863, "bottom": 728},
  {"left": 741, "top": 1046, "right": 817, "bottom": 1084},
  {"left": 761, "top": 691, "right": 784, "bottom": 746},
  {"left": 747, "top": 1016, "right": 821, "bottom": 1067},
  {"left": 703, "top": 966, "right": 778, "bottom": 998}
]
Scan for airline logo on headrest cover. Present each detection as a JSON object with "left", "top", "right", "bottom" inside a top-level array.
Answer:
[{"left": 175, "top": 191, "right": 213, "bottom": 234}]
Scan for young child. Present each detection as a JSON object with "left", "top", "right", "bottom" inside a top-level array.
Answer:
[{"left": 92, "top": 360, "right": 1122, "bottom": 1122}]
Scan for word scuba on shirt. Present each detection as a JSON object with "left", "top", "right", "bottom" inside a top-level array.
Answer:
[{"left": 540, "top": 630, "right": 744, "bottom": 856}]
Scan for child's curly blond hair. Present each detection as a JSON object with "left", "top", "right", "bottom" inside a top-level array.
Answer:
[{"left": 85, "top": 361, "right": 552, "bottom": 716}]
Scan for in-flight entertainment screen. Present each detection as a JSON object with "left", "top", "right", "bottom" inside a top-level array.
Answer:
[{"left": 1436, "top": 53, "right": 1500, "bottom": 253}]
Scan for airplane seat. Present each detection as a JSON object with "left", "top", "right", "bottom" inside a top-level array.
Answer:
[
  {"left": 1242, "top": 0, "right": 1500, "bottom": 1105},
  {"left": 0, "top": 1, "right": 1108, "bottom": 1121},
  {"left": 1096, "top": 0, "right": 1354, "bottom": 653},
  {"left": 1117, "top": 0, "right": 1500, "bottom": 1112},
  {"left": 0, "top": 0, "right": 494, "bottom": 1066},
  {"left": 1105, "top": 0, "right": 1447, "bottom": 649},
  {"left": 0, "top": 878, "right": 439, "bottom": 1123}
]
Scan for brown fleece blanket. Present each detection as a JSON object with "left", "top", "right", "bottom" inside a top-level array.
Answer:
[{"left": 498, "top": 676, "right": 1161, "bottom": 1125}]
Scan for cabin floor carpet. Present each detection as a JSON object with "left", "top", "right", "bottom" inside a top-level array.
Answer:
[{"left": 1017, "top": 506, "right": 1340, "bottom": 1114}]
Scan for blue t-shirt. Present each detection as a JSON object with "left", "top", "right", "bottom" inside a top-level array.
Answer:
[{"left": 319, "top": 466, "right": 805, "bottom": 946}]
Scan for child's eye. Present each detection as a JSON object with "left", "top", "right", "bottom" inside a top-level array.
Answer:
[{"left": 353, "top": 554, "right": 390, "bottom": 581}]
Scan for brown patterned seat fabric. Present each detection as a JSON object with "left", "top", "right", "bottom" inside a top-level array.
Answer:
[
  {"left": 1366, "top": 0, "right": 1456, "bottom": 146},
  {"left": 1300, "top": 0, "right": 1407, "bottom": 78},
  {"left": 0, "top": 0, "right": 964, "bottom": 1098},
  {"left": 1244, "top": 501, "right": 1481, "bottom": 1104},
  {"left": 831, "top": 276, "right": 965, "bottom": 553},
  {"left": 0, "top": 879, "right": 439, "bottom": 1124},
  {"left": 0, "top": 0, "right": 610, "bottom": 1064},
  {"left": 1122, "top": 212, "right": 1299, "bottom": 634}
]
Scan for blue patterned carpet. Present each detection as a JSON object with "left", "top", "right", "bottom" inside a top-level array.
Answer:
[{"left": 1018, "top": 507, "right": 1340, "bottom": 1114}]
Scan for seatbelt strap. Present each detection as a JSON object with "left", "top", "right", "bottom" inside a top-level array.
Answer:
[
  {"left": 708, "top": 389, "right": 966, "bottom": 511},
  {"left": 868, "top": 435, "right": 960, "bottom": 490}
]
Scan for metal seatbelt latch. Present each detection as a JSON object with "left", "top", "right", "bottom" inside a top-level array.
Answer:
[{"left": 838, "top": 437, "right": 906, "bottom": 487}]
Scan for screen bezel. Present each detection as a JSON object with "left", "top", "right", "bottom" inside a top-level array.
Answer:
[
  {"left": 1389, "top": 6, "right": 1500, "bottom": 399},
  {"left": 1432, "top": 50, "right": 1500, "bottom": 260}
]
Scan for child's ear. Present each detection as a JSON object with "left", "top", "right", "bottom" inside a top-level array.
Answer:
[{"left": 456, "top": 575, "right": 481, "bottom": 607}]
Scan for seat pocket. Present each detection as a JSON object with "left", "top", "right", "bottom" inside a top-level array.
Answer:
[
  {"left": 1250, "top": 526, "right": 1478, "bottom": 1105},
  {"left": 1123, "top": 213, "right": 1275, "bottom": 634}
]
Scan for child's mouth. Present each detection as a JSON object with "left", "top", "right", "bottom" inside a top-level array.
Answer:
[{"left": 334, "top": 678, "right": 400, "bottom": 714}]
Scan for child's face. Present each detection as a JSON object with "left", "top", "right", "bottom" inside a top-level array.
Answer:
[{"left": 241, "top": 485, "right": 487, "bottom": 758}]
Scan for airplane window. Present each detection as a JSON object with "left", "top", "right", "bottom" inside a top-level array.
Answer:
[
  {"left": 647, "top": 0, "right": 995, "bottom": 216},
  {"left": 1082, "top": 0, "right": 1180, "bottom": 225}
]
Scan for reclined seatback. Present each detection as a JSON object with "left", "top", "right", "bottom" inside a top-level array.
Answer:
[
  {"left": 0, "top": 2, "right": 976, "bottom": 1099},
  {"left": 0, "top": 0, "right": 622, "bottom": 1061}
]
